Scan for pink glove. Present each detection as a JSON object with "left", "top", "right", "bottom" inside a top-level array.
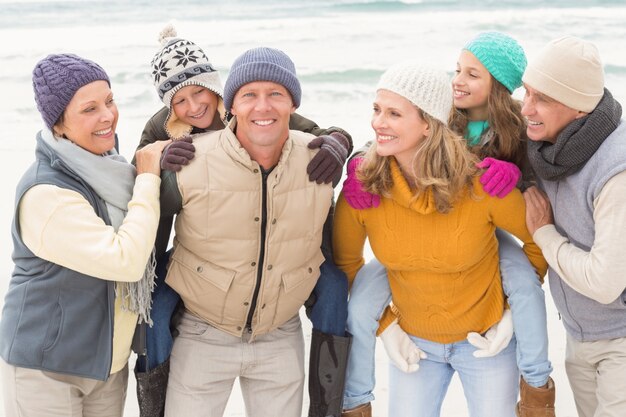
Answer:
[
  {"left": 477, "top": 157, "right": 521, "bottom": 198},
  {"left": 342, "top": 157, "right": 380, "bottom": 209}
]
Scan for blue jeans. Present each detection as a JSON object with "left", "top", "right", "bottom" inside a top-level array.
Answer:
[
  {"left": 389, "top": 335, "right": 518, "bottom": 417},
  {"left": 146, "top": 249, "right": 180, "bottom": 370},
  {"left": 147, "top": 254, "right": 348, "bottom": 369},
  {"left": 496, "top": 229, "right": 552, "bottom": 387},
  {"left": 343, "top": 231, "right": 551, "bottom": 408},
  {"left": 343, "top": 260, "right": 391, "bottom": 409},
  {"left": 308, "top": 260, "right": 349, "bottom": 336}
]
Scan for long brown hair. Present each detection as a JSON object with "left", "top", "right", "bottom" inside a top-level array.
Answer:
[
  {"left": 358, "top": 109, "right": 478, "bottom": 214},
  {"left": 449, "top": 79, "right": 527, "bottom": 169}
]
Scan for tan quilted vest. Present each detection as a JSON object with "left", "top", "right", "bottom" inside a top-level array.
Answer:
[{"left": 165, "top": 122, "right": 333, "bottom": 338}]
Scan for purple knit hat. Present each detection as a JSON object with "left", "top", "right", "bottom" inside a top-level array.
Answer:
[{"left": 32, "top": 53, "right": 110, "bottom": 129}]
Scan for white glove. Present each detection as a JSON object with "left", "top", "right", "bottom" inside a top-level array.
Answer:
[
  {"left": 380, "top": 320, "right": 426, "bottom": 373},
  {"left": 467, "top": 309, "right": 513, "bottom": 358}
]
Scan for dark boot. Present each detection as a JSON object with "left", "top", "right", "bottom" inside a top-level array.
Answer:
[
  {"left": 308, "top": 330, "right": 352, "bottom": 417},
  {"left": 135, "top": 356, "right": 170, "bottom": 417},
  {"left": 516, "top": 376, "right": 556, "bottom": 417}
]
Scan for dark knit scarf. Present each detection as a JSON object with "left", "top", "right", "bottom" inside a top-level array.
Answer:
[{"left": 528, "top": 89, "right": 622, "bottom": 181}]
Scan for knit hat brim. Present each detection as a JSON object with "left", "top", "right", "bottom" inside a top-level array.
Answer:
[
  {"left": 523, "top": 66, "right": 603, "bottom": 113},
  {"left": 224, "top": 61, "right": 301, "bottom": 112},
  {"left": 161, "top": 70, "right": 223, "bottom": 108}
]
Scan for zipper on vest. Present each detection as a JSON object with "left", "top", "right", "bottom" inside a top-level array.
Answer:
[{"left": 246, "top": 167, "right": 271, "bottom": 332}]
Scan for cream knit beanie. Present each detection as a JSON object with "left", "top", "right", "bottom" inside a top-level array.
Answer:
[
  {"left": 522, "top": 36, "right": 604, "bottom": 113},
  {"left": 377, "top": 63, "right": 452, "bottom": 125}
]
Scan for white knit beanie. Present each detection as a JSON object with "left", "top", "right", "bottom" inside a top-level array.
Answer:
[
  {"left": 376, "top": 63, "right": 452, "bottom": 125},
  {"left": 522, "top": 36, "right": 604, "bottom": 113}
]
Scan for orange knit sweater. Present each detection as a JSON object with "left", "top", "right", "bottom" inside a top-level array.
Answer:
[{"left": 333, "top": 159, "right": 547, "bottom": 343}]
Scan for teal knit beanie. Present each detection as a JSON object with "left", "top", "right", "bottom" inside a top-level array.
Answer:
[{"left": 464, "top": 31, "right": 527, "bottom": 93}]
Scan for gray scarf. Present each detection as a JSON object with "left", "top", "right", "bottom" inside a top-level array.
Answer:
[
  {"left": 42, "top": 129, "right": 155, "bottom": 324},
  {"left": 528, "top": 89, "right": 623, "bottom": 181}
]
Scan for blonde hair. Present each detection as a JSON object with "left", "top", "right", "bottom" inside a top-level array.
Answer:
[
  {"left": 449, "top": 78, "right": 527, "bottom": 168},
  {"left": 359, "top": 109, "right": 478, "bottom": 213}
]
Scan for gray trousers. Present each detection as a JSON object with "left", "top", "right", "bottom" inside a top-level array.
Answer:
[
  {"left": 165, "top": 312, "right": 305, "bottom": 417},
  {"left": 1, "top": 359, "right": 127, "bottom": 417},
  {"left": 565, "top": 333, "right": 626, "bottom": 417}
]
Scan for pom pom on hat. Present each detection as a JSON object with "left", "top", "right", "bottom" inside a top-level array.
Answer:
[
  {"left": 223, "top": 47, "right": 301, "bottom": 113},
  {"left": 464, "top": 31, "right": 527, "bottom": 93},
  {"left": 32, "top": 53, "right": 110, "bottom": 129},
  {"left": 522, "top": 36, "right": 604, "bottom": 112},
  {"left": 158, "top": 23, "right": 177, "bottom": 45},
  {"left": 377, "top": 63, "right": 453, "bottom": 125}
]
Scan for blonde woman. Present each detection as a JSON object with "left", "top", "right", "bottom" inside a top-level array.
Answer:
[{"left": 333, "top": 63, "right": 547, "bottom": 417}]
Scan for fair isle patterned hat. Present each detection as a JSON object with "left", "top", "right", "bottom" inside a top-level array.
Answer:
[
  {"left": 151, "top": 25, "right": 224, "bottom": 138},
  {"left": 464, "top": 31, "right": 527, "bottom": 93},
  {"left": 377, "top": 63, "right": 452, "bottom": 125}
]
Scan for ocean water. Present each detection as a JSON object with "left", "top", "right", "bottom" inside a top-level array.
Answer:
[
  {"left": 0, "top": 2, "right": 624, "bottom": 416},
  {"left": 1, "top": 0, "right": 625, "bottom": 159}
]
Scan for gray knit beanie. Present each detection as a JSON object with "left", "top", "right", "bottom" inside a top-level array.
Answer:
[
  {"left": 32, "top": 53, "right": 110, "bottom": 129},
  {"left": 377, "top": 63, "right": 452, "bottom": 125},
  {"left": 223, "top": 47, "right": 301, "bottom": 112}
]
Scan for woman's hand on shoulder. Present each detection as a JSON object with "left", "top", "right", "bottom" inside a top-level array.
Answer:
[{"left": 135, "top": 139, "right": 172, "bottom": 175}]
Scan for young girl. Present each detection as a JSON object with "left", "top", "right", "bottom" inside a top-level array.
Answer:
[
  {"left": 340, "top": 32, "right": 555, "bottom": 417},
  {"left": 138, "top": 26, "right": 353, "bottom": 417},
  {"left": 0, "top": 54, "right": 168, "bottom": 417},
  {"left": 333, "top": 62, "right": 547, "bottom": 417}
]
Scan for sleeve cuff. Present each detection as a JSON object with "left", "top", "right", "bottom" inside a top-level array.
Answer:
[
  {"left": 135, "top": 172, "right": 161, "bottom": 187},
  {"left": 376, "top": 306, "right": 397, "bottom": 336},
  {"left": 533, "top": 224, "right": 565, "bottom": 250}
]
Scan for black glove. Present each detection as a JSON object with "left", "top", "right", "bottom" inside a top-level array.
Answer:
[
  {"left": 160, "top": 136, "right": 195, "bottom": 172},
  {"left": 306, "top": 132, "right": 350, "bottom": 184}
]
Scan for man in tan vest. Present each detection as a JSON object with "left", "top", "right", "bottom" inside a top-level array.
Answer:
[{"left": 160, "top": 47, "right": 350, "bottom": 417}]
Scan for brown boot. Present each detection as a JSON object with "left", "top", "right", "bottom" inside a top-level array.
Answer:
[
  {"left": 342, "top": 402, "right": 372, "bottom": 417},
  {"left": 516, "top": 377, "right": 556, "bottom": 417}
]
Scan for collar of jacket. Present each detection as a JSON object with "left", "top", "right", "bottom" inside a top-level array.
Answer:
[{"left": 222, "top": 117, "right": 294, "bottom": 184}]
